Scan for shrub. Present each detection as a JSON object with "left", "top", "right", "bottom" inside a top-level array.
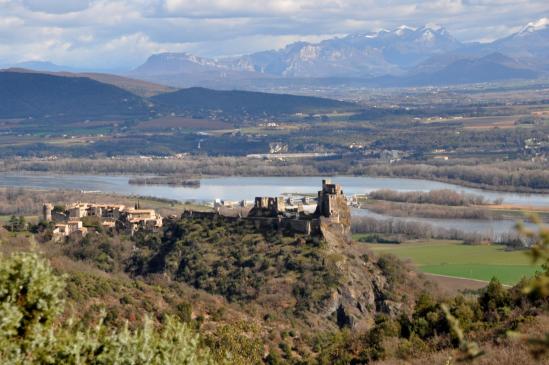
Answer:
[{"left": 0, "top": 252, "right": 218, "bottom": 365}]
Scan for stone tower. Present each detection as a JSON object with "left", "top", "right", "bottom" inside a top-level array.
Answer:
[
  {"left": 42, "top": 203, "right": 53, "bottom": 222},
  {"left": 316, "top": 179, "right": 345, "bottom": 220},
  {"left": 315, "top": 179, "right": 352, "bottom": 243}
]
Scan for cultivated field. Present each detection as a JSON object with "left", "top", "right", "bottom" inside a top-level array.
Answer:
[{"left": 363, "top": 239, "right": 541, "bottom": 285}]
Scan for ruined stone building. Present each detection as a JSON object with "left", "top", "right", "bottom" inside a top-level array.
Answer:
[{"left": 185, "top": 179, "right": 351, "bottom": 241}]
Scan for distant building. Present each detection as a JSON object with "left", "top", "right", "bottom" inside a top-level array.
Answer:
[
  {"left": 433, "top": 155, "right": 449, "bottom": 161},
  {"left": 53, "top": 220, "right": 88, "bottom": 240}
]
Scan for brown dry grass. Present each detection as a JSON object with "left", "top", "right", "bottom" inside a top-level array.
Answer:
[{"left": 488, "top": 204, "right": 549, "bottom": 213}]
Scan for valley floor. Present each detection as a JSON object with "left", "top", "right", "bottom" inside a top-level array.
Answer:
[{"left": 362, "top": 239, "right": 541, "bottom": 286}]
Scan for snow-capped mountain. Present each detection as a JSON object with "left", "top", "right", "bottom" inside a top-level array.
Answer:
[
  {"left": 489, "top": 17, "right": 549, "bottom": 71},
  {"left": 130, "top": 18, "right": 549, "bottom": 88},
  {"left": 221, "top": 24, "right": 462, "bottom": 77},
  {"left": 128, "top": 52, "right": 270, "bottom": 89},
  {"left": 517, "top": 17, "right": 549, "bottom": 36}
]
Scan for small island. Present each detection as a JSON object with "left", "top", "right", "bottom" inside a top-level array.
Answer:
[{"left": 128, "top": 176, "right": 200, "bottom": 187}]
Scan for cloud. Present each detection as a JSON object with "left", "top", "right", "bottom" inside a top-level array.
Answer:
[
  {"left": 21, "top": 0, "right": 92, "bottom": 14},
  {"left": 0, "top": 0, "right": 547, "bottom": 69}
]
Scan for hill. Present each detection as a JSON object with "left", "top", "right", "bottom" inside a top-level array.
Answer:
[
  {"left": 0, "top": 70, "right": 353, "bottom": 123},
  {"left": 128, "top": 214, "right": 425, "bottom": 332},
  {"left": 151, "top": 87, "right": 354, "bottom": 116},
  {"left": 58, "top": 72, "right": 175, "bottom": 98},
  {"left": 0, "top": 70, "right": 151, "bottom": 120},
  {"left": 372, "top": 53, "right": 538, "bottom": 87}
]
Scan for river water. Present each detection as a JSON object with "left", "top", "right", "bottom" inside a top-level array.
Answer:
[
  {"left": 0, "top": 173, "right": 547, "bottom": 206},
  {"left": 351, "top": 208, "right": 534, "bottom": 239},
  {"left": 0, "top": 173, "right": 546, "bottom": 237}
]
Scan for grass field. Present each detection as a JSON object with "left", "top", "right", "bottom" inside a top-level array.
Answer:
[{"left": 362, "top": 239, "right": 541, "bottom": 285}]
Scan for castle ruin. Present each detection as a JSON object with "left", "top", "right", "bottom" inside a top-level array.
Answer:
[{"left": 185, "top": 179, "right": 351, "bottom": 241}]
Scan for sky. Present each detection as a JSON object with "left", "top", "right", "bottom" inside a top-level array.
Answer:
[{"left": 0, "top": 0, "right": 548, "bottom": 70}]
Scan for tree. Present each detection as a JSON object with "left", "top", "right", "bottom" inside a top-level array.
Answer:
[
  {"left": 0, "top": 252, "right": 65, "bottom": 360},
  {"left": 6, "top": 215, "right": 18, "bottom": 231},
  {"left": 17, "top": 216, "right": 26, "bottom": 231},
  {"left": 5, "top": 215, "right": 27, "bottom": 232}
]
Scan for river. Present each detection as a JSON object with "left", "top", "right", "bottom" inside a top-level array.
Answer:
[
  {"left": 1, "top": 173, "right": 545, "bottom": 237},
  {"left": 351, "top": 208, "right": 534, "bottom": 239},
  {"left": 0, "top": 173, "right": 548, "bottom": 206}
]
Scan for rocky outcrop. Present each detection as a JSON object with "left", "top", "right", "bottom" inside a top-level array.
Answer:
[{"left": 318, "top": 223, "right": 415, "bottom": 331}]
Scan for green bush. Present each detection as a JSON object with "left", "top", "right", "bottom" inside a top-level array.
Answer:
[
  {"left": 0, "top": 252, "right": 219, "bottom": 365},
  {"left": 0, "top": 252, "right": 65, "bottom": 352}
]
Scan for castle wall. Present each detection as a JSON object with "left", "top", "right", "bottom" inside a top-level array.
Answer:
[{"left": 182, "top": 210, "right": 320, "bottom": 236}]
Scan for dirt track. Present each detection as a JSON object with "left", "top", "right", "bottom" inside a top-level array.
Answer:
[{"left": 424, "top": 273, "right": 489, "bottom": 295}]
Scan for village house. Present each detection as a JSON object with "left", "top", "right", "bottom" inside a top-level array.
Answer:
[
  {"left": 52, "top": 220, "right": 88, "bottom": 240},
  {"left": 43, "top": 202, "right": 163, "bottom": 239}
]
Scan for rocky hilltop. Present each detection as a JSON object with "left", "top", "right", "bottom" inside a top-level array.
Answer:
[{"left": 128, "top": 183, "right": 429, "bottom": 337}]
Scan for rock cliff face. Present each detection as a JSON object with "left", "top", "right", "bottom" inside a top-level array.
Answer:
[
  {"left": 315, "top": 184, "right": 424, "bottom": 330},
  {"left": 319, "top": 219, "right": 415, "bottom": 331}
]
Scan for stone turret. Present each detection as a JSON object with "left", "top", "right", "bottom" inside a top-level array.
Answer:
[
  {"left": 268, "top": 197, "right": 286, "bottom": 214},
  {"left": 316, "top": 179, "right": 345, "bottom": 219},
  {"left": 42, "top": 203, "right": 53, "bottom": 222},
  {"left": 315, "top": 179, "right": 351, "bottom": 243},
  {"left": 254, "top": 197, "right": 269, "bottom": 209}
]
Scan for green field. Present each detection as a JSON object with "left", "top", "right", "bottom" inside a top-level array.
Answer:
[{"left": 363, "top": 239, "right": 541, "bottom": 285}]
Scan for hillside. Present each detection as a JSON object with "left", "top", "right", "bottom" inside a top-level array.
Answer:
[
  {"left": 129, "top": 215, "right": 425, "bottom": 332},
  {"left": 0, "top": 70, "right": 353, "bottom": 124},
  {"left": 61, "top": 72, "right": 175, "bottom": 98},
  {"left": 1, "top": 207, "right": 547, "bottom": 364},
  {"left": 151, "top": 87, "right": 354, "bottom": 116},
  {"left": 0, "top": 70, "right": 151, "bottom": 120},
  {"left": 373, "top": 53, "right": 539, "bottom": 87},
  {"left": 6, "top": 68, "right": 175, "bottom": 98}
]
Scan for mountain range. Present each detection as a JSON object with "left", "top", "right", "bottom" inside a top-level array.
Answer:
[{"left": 127, "top": 18, "right": 549, "bottom": 89}]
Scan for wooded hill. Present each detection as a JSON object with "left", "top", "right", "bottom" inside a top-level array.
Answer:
[{"left": 0, "top": 70, "right": 354, "bottom": 122}]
